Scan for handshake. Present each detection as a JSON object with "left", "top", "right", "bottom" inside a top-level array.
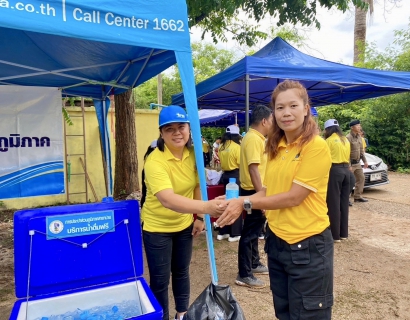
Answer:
[{"left": 204, "top": 195, "right": 243, "bottom": 228}]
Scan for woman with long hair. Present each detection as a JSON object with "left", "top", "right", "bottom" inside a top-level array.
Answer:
[
  {"left": 141, "top": 105, "right": 226, "bottom": 320},
  {"left": 140, "top": 140, "right": 157, "bottom": 208},
  {"left": 323, "top": 119, "right": 351, "bottom": 242},
  {"left": 216, "top": 80, "right": 334, "bottom": 319},
  {"left": 216, "top": 125, "right": 243, "bottom": 242}
]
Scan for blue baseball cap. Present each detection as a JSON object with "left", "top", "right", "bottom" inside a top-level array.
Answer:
[{"left": 159, "top": 105, "right": 190, "bottom": 127}]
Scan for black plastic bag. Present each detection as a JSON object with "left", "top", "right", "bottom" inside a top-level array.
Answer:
[{"left": 185, "top": 283, "right": 246, "bottom": 320}]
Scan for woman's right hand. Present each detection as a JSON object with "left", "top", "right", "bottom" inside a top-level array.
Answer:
[
  {"left": 216, "top": 198, "right": 244, "bottom": 227},
  {"left": 204, "top": 199, "right": 228, "bottom": 217}
]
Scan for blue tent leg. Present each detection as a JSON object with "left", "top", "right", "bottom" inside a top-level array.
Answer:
[
  {"left": 175, "top": 51, "right": 219, "bottom": 285},
  {"left": 102, "top": 99, "right": 112, "bottom": 198}
]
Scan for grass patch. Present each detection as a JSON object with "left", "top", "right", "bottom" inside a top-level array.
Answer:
[
  {"left": 0, "top": 210, "right": 14, "bottom": 223},
  {"left": 0, "top": 287, "right": 14, "bottom": 297}
]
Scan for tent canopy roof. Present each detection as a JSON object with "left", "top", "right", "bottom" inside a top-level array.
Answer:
[
  {"left": 0, "top": 0, "right": 191, "bottom": 99},
  {"left": 1, "top": 29, "right": 176, "bottom": 99},
  {"left": 172, "top": 37, "right": 410, "bottom": 109}
]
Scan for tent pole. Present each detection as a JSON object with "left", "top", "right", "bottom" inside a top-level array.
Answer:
[
  {"left": 102, "top": 97, "right": 112, "bottom": 198},
  {"left": 245, "top": 74, "right": 250, "bottom": 131}
]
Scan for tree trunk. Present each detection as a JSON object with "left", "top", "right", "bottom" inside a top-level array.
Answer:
[
  {"left": 113, "top": 89, "right": 139, "bottom": 199},
  {"left": 353, "top": 0, "right": 373, "bottom": 65}
]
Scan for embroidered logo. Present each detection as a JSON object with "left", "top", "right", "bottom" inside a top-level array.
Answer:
[{"left": 292, "top": 153, "right": 301, "bottom": 161}]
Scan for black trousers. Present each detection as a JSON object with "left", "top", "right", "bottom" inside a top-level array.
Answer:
[
  {"left": 265, "top": 227, "right": 334, "bottom": 320},
  {"left": 349, "top": 170, "right": 356, "bottom": 194},
  {"left": 326, "top": 164, "right": 350, "bottom": 240},
  {"left": 203, "top": 152, "right": 210, "bottom": 166},
  {"left": 143, "top": 224, "right": 193, "bottom": 320},
  {"left": 238, "top": 188, "right": 266, "bottom": 277},
  {"left": 219, "top": 169, "right": 243, "bottom": 237}
]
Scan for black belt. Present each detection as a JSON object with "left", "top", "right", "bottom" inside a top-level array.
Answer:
[
  {"left": 351, "top": 159, "right": 360, "bottom": 164},
  {"left": 332, "top": 163, "right": 349, "bottom": 167}
]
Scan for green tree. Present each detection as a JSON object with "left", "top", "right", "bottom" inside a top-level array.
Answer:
[
  {"left": 114, "top": 0, "right": 367, "bottom": 197},
  {"left": 320, "top": 22, "right": 410, "bottom": 170},
  {"left": 362, "top": 93, "right": 410, "bottom": 169},
  {"left": 134, "top": 42, "right": 238, "bottom": 109},
  {"left": 317, "top": 102, "right": 367, "bottom": 132},
  {"left": 192, "top": 43, "right": 238, "bottom": 83},
  {"left": 188, "top": 0, "right": 366, "bottom": 46}
]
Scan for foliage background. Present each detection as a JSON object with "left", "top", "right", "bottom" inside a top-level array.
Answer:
[
  {"left": 133, "top": 22, "right": 410, "bottom": 170},
  {"left": 317, "top": 22, "right": 410, "bottom": 170}
]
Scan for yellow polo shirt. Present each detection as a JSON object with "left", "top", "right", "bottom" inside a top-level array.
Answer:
[
  {"left": 239, "top": 128, "right": 267, "bottom": 190},
  {"left": 264, "top": 135, "right": 332, "bottom": 244},
  {"left": 219, "top": 141, "right": 241, "bottom": 171},
  {"left": 202, "top": 140, "right": 210, "bottom": 153},
  {"left": 326, "top": 133, "right": 350, "bottom": 163},
  {"left": 141, "top": 146, "right": 198, "bottom": 232}
]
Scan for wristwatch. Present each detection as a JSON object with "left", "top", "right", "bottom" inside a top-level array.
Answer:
[{"left": 243, "top": 198, "right": 252, "bottom": 214}]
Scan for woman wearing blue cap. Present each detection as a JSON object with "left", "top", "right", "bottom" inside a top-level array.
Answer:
[
  {"left": 141, "top": 105, "right": 226, "bottom": 320},
  {"left": 323, "top": 119, "right": 351, "bottom": 243}
]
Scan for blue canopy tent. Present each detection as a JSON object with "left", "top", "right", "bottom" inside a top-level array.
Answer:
[
  {"left": 173, "top": 37, "right": 410, "bottom": 129},
  {"left": 0, "top": 0, "right": 219, "bottom": 283},
  {"left": 199, "top": 109, "right": 247, "bottom": 127}
]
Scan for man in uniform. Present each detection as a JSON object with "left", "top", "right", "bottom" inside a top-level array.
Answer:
[{"left": 346, "top": 120, "right": 368, "bottom": 202}]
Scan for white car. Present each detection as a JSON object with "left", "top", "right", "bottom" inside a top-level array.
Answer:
[{"left": 361, "top": 153, "right": 389, "bottom": 188}]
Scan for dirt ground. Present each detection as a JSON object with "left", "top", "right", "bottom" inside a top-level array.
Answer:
[{"left": 1, "top": 172, "right": 410, "bottom": 319}]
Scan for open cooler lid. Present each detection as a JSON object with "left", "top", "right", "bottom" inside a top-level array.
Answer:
[{"left": 14, "top": 199, "right": 143, "bottom": 298}]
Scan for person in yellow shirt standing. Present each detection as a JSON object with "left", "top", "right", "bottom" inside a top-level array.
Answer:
[
  {"left": 202, "top": 136, "right": 210, "bottom": 166},
  {"left": 236, "top": 105, "right": 273, "bottom": 288},
  {"left": 323, "top": 119, "right": 351, "bottom": 243},
  {"left": 217, "top": 80, "right": 333, "bottom": 319},
  {"left": 141, "top": 105, "right": 226, "bottom": 320},
  {"left": 360, "top": 129, "right": 368, "bottom": 152},
  {"left": 217, "top": 124, "right": 242, "bottom": 242}
]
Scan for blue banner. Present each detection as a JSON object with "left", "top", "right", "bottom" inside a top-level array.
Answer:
[
  {"left": 46, "top": 210, "right": 115, "bottom": 239},
  {"left": 0, "top": 0, "right": 191, "bottom": 52}
]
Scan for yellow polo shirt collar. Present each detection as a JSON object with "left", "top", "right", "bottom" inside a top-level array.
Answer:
[{"left": 163, "top": 144, "right": 191, "bottom": 161}]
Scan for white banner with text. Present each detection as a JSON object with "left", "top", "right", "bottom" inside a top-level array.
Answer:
[{"left": 0, "top": 86, "right": 64, "bottom": 199}]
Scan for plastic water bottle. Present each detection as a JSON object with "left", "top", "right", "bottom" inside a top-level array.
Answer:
[{"left": 226, "top": 178, "right": 239, "bottom": 200}]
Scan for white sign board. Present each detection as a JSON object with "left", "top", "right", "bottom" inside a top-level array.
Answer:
[{"left": 0, "top": 86, "right": 64, "bottom": 199}]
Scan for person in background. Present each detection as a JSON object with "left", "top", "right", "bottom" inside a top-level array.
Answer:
[
  {"left": 323, "top": 119, "right": 351, "bottom": 243},
  {"left": 236, "top": 104, "right": 273, "bottom": 288},
  {"left": 211, "top": 137, "right": 222, "bottom": 169},
  {"left": 202, "top": 136, "right": 210, "bottom": 167},
  {"left": 360, "top": 129, "right": 369, "bottom": 151},
  {"left": 141, "top": 105, "right": 226, "bottom": 320},
  {"left": 348, "top": 171, "right": 356, "bottom": 207},
  {"left": 217, "top": 124, "right": 243, "bottom": 242},
  {"left": 347, "top": 120, "right": 369, "bottom": 203},
  {"left": 217, "top": 80, "right": 333, "bottom": 319}
]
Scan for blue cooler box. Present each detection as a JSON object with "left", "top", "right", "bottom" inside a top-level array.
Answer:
[{"left": 10, "top": 199, "right": 163, "bottom": 320}]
